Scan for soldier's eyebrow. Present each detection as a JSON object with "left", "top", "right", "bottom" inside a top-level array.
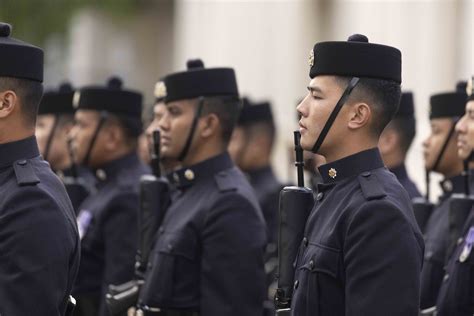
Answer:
[{"left": 307, "top": 85, "right": 323, "bottom": 94}]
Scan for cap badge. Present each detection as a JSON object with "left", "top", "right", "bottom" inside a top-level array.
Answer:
[
  {"left": 154, "top": 81, "right": 167, "bottom": 99},
  {"left": 308, "top": 49, "right": 314, "bottom": 67},
  {"left": 328, "top": 168, "right": 337, "bottom": 179},
  {"left": 467, "top": 76, "right": 473, "bottom": 96},
  {"left": 73, "top": 91, "right": 81, "bottom": 109},
  {"left": 184, "top": 169, "right": 195, "bottom": 181}
]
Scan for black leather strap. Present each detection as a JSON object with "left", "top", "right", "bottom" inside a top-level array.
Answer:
[
  {"left": 432, "top": 118, "right": 459, "bottom": 172},
  {"left": 43, "top": 114, "right": 59, "bottom": 161},
  {"left": 178, "top": 97, "right": 204, "bottom": 162},
  {"left": 83, "top": 111, "right": 108, "bottom": 166},
  {"left": 311, "top": 77, "right": 360, "bottom": 153}
]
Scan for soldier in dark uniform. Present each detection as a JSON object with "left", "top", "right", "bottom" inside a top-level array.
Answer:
[
  {"left": 229, "top": 98, "right": 282, "bottom": 252},
  {"left": 419, "top": 88, "right": 471, "bottom": 310},
  {"left": 379, "top": 92, "right": 422, "bottom": 199},
  {"left": 0, "top": 22, "right": 80, "bottom": 315},
  {"left": 292, "top": 34, "right": 424, "bottom": 315},
  {"left": 71, "top": 77, "right": 150, "bottom": 316},
  {"left": 144, "top": 79, "right": 181, "bottom": 174},
  {"left": 435, "top": 82, "right": 474, "bottom": 316},
  {"left": 228, "top": 98, "right": 284, "bottom": 314},
  {"left": 136, "top": 60, "right": 266, "bottom": 316},
  {"left": 36, "top": 82, "right": 94, "bottom": 212}
]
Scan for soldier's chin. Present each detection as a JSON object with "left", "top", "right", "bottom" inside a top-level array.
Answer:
[{"left": 457, "top": 146, "right": 471, "bottom": 160}]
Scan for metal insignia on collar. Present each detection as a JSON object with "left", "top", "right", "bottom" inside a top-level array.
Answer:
[
  {"left": 184, "top": 169, "right": 195, "bottom": 181},
  {"left": 328, "top": 168, "right": 337, "bottom": 179},
  {"left": 96, "top": 169, "right": 107, "bottom": 181},
  {"left": 443, "top": 180, "right": 453, "bottom": 192},
  {"left": 154, "top": 81, "right": 167, "bottom": 99},
  {"left": 72, "top": 91, "right": 81, "bottom": 109},
  {"left": 308, "top": 49, "right": 314, "bottom": 67}
]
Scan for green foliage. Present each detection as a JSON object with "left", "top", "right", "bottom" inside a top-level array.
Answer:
[{"left": 0, "top": 0, "right": 146, "bottom": 44}]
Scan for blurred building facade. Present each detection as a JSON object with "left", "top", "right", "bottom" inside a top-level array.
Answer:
[{"left": 2, "top": 0, "right": 473, "bottom": 199}]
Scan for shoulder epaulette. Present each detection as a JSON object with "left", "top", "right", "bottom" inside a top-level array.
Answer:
[
  {"left": 13, "top": 159, "right": 40, "bottom": 186},
  {"left": 214, "top": 171, "right": 237, "bottom": 192},
  {"left": 358, "top": 171, "right": 386, "bottom": 200}
]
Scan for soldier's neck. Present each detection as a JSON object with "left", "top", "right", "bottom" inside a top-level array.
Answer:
[
  {"left": 323, "top": 137, "right": 378, "bottom": 164},
  {"left": 0, "top": 125, "right": 34, "bottom": 145}
]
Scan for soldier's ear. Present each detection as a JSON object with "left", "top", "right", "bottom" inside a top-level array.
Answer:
[
  {"left": 0, "top": 90, "right": 17, "bottom": 118},
  {"left": 200, "top": 113, "right": 219, "bottom": 138},
  {"left": 347, "top": 102, "right": 371, "bottom": 131}
]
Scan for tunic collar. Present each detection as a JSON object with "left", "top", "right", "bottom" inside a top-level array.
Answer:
[
  {"left": 318, "top": 148, "right": 384, "bottom": 184},
  {"left": 0, "top": 136, "right": 39, "bottom": 169}
]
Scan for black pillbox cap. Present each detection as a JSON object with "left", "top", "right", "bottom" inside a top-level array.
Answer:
[
  {"left": 38, "top": 82, "right": 75, "bottom": 115},
  {"left": 164, "top": 59, "right": 239, "bottom": 103},
  {"left": 238, "top": 98, "right": 274, "bottom": 126},
  {"left": 74, "top": 77, "right": 143, "bottom": 118},
  {"left": 395, "top": 92, "right": 415, "bottom": 117},
  {"left": 309, "top": 34, "right": 401, "bottom": 84},
  {"left": 0, "top": 23, "right": 43, "bottom": 82},
  {"left": 430, "top": 91, "right": 467, "bottom": 119}
]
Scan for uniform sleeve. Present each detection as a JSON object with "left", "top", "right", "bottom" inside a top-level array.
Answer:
[
  {"left": 344, "top": 200, "right": 424, "bottom": 316},
  {"left": 99, "top": 191, "right": 139, "bottom": 316},
  {"left": 200, "top": 193, "right": 267, "bottom": 316},
  {"left": 0, "top": 187, "right": 78, "bottom": 316}
]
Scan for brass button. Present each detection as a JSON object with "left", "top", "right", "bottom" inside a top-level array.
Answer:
[
  {"left": 303, "top": 237, "right": 308, "bottom": 247},
  {"left": 317, "top": 192, "right": 324, "bottom": 201},
  {"left": 309, "top": 260, "right": 314, "bottom": 270},
  {"left": 443, "top": 274, "right": 449, "bottom": 282}
]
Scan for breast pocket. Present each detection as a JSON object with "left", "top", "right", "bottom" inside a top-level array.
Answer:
[
  {"left": 298, "top": 243, "right": 343, "bottom": 316},
  {"left": 141, "top": 230, "right": 199, "bottom": 306}
]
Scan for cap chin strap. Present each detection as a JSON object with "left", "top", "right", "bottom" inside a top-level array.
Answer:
[
  {"left": 425, "top": 118, "right": 459, "bottom": 200},
  {"left": 178, "top": 97, "right": 204, "bottom": 162},
  {"left": 311, "top": 77, "right": 360, "bottom": 153},
  {"left": 83, "top": 111, "right": 109, "bottom": 167},
  {"left": 43, "top": 114, "right": 60, "bottom": 163}
]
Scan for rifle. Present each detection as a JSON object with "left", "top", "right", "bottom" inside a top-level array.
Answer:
[
  {"left": 274, "top": 131, "right": 314, "bottom": 315},
  {"left": 411, "top": 169, "right": 434, "bottom": 234},
  {"left": 106, "top": 130, "right": 171, "bottom": 315},
  {"left": 447, "top": 155, "right": 473, "bottom": 257},
  {"left": 63, "top": 137, "right": 92, "bottom": 215}
]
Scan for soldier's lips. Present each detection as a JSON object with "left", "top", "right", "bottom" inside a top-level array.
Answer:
[
  {"left": 161, "top": 136, "right": 171, "bottom": 145},
  {"left": 299, "top": 121, "right": 307, "bottom": 133}
]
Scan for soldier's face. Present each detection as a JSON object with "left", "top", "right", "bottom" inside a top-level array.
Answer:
[
  {"left": 36, "top": 114, "right": 55, "bottom": 156},
  {"left": 423, "top": 118, "right": 460, "bottom": 172},
  {"left": 36, "top": 114, "right": 72, "bottom": 170},
  {"left": 70, "top": 110, "right": 105, "bottom": 166},
  {"left": 297, "top": 76, "right": 346, "bottom": 155},
  {"left": 455, "top": 100, "right": 474, "bottom": 159},
  {"left": 145, "top": 102, "right": 167, "bottom": 157},
  {"left": 159, "top": 99, "right": 196, "bottom": 159},
  {"left": 228, "top": 126, "right": 246, "bottom": 166}
]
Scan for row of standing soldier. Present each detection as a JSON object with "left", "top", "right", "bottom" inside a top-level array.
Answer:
[{"left": 1, "top": 20, "right": 474, "bottom": 316}]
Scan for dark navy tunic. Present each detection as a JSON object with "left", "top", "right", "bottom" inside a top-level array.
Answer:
[
  {"left": 291, "top": 148, "right": 424, "bottom": 316},
  {"left": 247, "top": 166, "right": 283, "bottom": 247},
  {"left": 57, "top": 165, "right": 96, "bottom": 215},
  {"left": 390, "top": 163, "right": 422, "bottom": 200},
  {"left": 73, "top": 152, "right": 150, "bottom": 316},
  {"left": 436, "top": 209, "right": 474, "bottom": 316},
  {"left": 420, "top": 173, "right": 473, "bottom": 309},
  {"left": 139, "top": 152, "right": 267, "bottom": 316},
  {"left": 0, "top": 136, "right": 80, "bottom": 315}
]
